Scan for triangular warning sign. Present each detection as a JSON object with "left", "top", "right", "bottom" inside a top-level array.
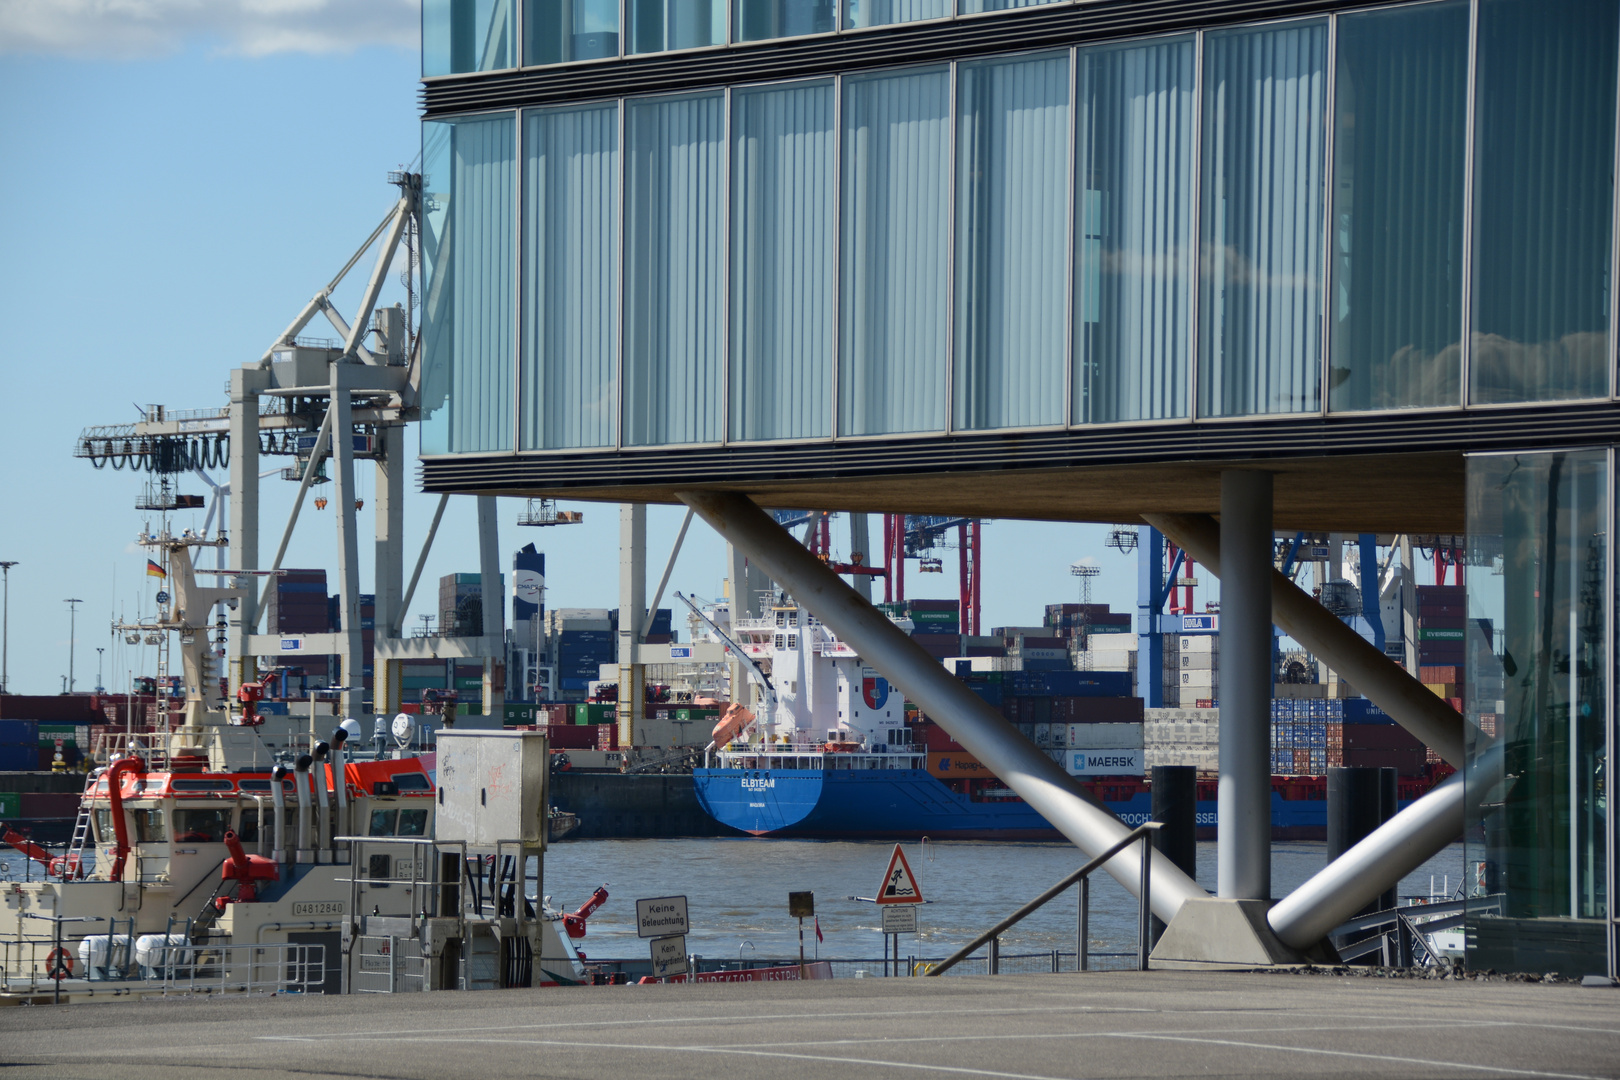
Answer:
[{"left": 874, "top": 843, "right": 924, "bottom": 905}]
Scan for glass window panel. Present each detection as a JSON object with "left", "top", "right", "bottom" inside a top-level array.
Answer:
[
  {"left": 730, "top": 81, "right": 835, "bottom": 441},
  {"left": 845, "top": 0, "right": 948, "bottom": 31},
  {"left": 954, "top": 51, "right": 1071, "bottom": 432},
  {"left": 1074, "top": 36, "right": 1196, "bottom": 425},
  {"left": 960, "top": 0, "right": 1060, "bottom": 13},
  {"left": 735, "top": 0, "right": 835, "bottom": 42},
  {"left": 521, "top": 103, "right": 619, "bottom": 450},
  {"left": 173, "top": 809, "right": 230, "bottom": 843},
  {"left": 1469, "top": 0, "right": 1617, "bottom": 405},
  {"left": 624, "top": 93, "right": 725, "bottom": 446},
  {"left": 1198, "top": 21, "right": 1327, "bottom": 418},
  {"left": 133, "top": 808, "right": 166, "bottom": 844},
  {"left": 421, "top": 116, "right": 517, "bottom": 455},
  {"left": 630, "top": 0, "right": 725, "bottom": 53},
  {"left": 424, "top": 0, "right": 515, "bottom": 76},
  {"left": 1329, "top": 2, "right": 1467, "bottom": 413},
  {"left": 524, "top": 0, "right": 620, "bottom": 64},
  {"left": 840, "top": 66, "right": 950, "bottom": 437},
  {"left": 398, "top": 809, "right": 430, "bottom": 836},
  {"left": 1465, "top": 450, "right": 1608, "bottom": 975}
]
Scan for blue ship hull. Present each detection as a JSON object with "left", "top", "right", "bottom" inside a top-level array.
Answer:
[{"left": 694, "top": 766, "right": 1355, "bottom": 840}]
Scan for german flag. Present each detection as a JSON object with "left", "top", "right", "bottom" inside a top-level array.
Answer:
[{"left": 146, "top": 559, "right": 166, "bottom": 579}]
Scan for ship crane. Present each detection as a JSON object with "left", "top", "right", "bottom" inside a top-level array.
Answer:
[
  {"left": 882, "top": 514, "right": 982, "bottom": 637},
  {"left": 673, "top": 591, "right": 777, "bottom": 747},
  {"left": 73, "top": 172, "right": 516, "bottom": 724}
]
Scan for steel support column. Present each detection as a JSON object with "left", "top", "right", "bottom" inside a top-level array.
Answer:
[
  {"left": 228, "top": 367, "right": 267, "bottom": 702},
  {"left": 1137, "top": 525, "right": 1165, "bottom": 706},
  {"left": 618, "top": 504, "right": 647, "bottom": 750},
  {"left": 1143, "top": 513, "right": 1466, "bottom": 766},
  {"left": 1218, "top": 471, "right": 1274, "bottom": 900},
  {"left": 1269, "top": 763, "right": 1473, "bottom": 948},
  {"left": 678, "top": 490, "right": 1206, "bottom": 921},
  {"left": 373, "top": 423, "right": 405, "bottom": 715},
  {"left": 477, "top": 496, "right": 504, "bottom": 719},
  {"left": 330, "top": 370, "right": 363, "bottom": 720}
]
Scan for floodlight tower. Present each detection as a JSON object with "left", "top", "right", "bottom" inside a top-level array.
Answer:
[
  {"left": 1070, "top": 560, "right": 1100, "bottom": 670},
  {"left": 0, "top": 561, "right": 15, "bottom": 694},
  {"left": 65, "top": 598, "right": 83, "bottom": 692}
]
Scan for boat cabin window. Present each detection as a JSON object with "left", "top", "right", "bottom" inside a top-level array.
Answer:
[
  {"left": 93, "top": 808, "right": 114, "bottom": 843},
  {"left": 172, "top": 808, "right": 230, "bottom": 843},
  {"left": 398, "top": 808, "right": 429, "bottom": 836},
  {"left": 391, "top": 773, "right": 432, "bottom": 792},
  {"left": 172, "top": 778, "right": 234, "bottom": 792},
  {"left": 133, "top": 807, "right": 166, "bottom": 843},
  {"left": 369, "top": 809, "right": 397, "bottom": 836},
  {"left": 239, "top": 778, "right": 296, "bottom": 793},
  {"left": 238, "top": 807, "right": 292, "bottom": 844}
]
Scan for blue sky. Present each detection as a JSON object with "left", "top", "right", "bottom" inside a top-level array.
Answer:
[{"left": 0, "top": 2, "right": 1146, "bottom": 697}]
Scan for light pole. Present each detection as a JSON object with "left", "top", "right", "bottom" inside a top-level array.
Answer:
[
  {"left": 64, "top": 598, "right": 83, "bottom": 693},
  {"left": 0, "top": 561, "right": 15, "bottom": 694},
  {"left": 96, "top": 647, "right": 105, "bottom": 693}
]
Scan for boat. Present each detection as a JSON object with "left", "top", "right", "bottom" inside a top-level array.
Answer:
[
  {"left": 0, "top": 530, "right": 595, "bottom": 1001},
  {"left": 689, "top": 601, "right": 1435, "bottom": 841}
]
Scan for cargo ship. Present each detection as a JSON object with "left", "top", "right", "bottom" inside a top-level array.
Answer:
[{"left": 688, "top": 601, "right": 1443, "bottom": 841}]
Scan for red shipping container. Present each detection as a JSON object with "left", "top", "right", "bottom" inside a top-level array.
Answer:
[
  {"left": 1419, "top": 665, "right": 1463, "bottom": 683},
  {"left": 1343, "top": 746, "right": 1427, "bottom": 776},
  {"left": 1342, "top": 723, "right": 1424, "bottom": 751},
  {"left": 545, "top": 724, "right": 597, "bottom": 749},
  {"left": 595, "top": 725, "right": 619, "bottom": 751}
]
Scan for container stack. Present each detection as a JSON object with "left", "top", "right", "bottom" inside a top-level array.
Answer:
[
  {"left": 549, "top": 609, "right": 615, "bottom": 695},
  {"left": 439, "top": 572, "right": 503, "bottom": 637},
  {"left": 946, "top": 669, "right": 1144, "bottom": 776},
  {"left": 1176, "top": 634, "right": 1218, "bottom": 707},
  {"left": 399, "top": 660, "right": 449, "bottom": 706},
  {"left": 1143, "top": 707, "right": 1219, "bottom": 773},
  {"left": 1270, "top": 699, "right": 1327, "bottom": 774}
]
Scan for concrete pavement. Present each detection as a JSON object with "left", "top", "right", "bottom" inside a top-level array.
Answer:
[{"left": 2, "top": 970, "right": 1617, "bottom": 1079}]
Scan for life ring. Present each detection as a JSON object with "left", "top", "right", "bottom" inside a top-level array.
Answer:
[{"left": 47, "top": 947, "right": 73, "bottom": 981}]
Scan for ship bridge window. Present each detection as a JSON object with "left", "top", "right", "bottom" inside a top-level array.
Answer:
[
  {"left": 369, "top": 809, "right": 398, "bottom": 836},
  {"left": 173, "top": 808, "right": 230, "bottom": 843},
  {"left": 398, "top": 809, "right": 429, "bottom": 836},
  {"left": 391, "top": 773, "right": 432, "bottom": 792},
  {"left": 133, "top": 808, "right": 166, "bottom": 843}
]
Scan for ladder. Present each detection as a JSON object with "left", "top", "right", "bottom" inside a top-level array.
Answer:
[{"left": 62, "top": 786, "right": 94, "bottom": 879}]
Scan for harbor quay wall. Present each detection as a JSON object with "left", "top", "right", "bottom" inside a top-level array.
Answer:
[{"left": 550, "top": 773, "right": 744, "bottom": 839}]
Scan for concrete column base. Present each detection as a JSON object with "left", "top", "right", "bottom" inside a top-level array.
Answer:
[{"left": 1149, "top": 898, "right": 1338, "bottom": 969}]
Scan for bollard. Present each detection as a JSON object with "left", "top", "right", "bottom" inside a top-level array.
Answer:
[
  {"left": 1327, "top": 766, "right": 1400, "bottom": 958},
  {"left": 1150, "top": 765, "right": 1197, "bottom": 943}
]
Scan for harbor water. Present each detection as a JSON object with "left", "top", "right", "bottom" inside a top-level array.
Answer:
[{"left": 540, "top": 838, "right": 1467, "bottom": 966}]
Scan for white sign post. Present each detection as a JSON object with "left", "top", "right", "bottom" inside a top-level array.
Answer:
[
  {"left": 874, "top": 845, "right": 924, "bottom": 976},
  {"left": 649, "top": 934, "right": 689, "bottom": 979},
  {"left": 881, "top": 905, "right": 916, "bottom": 934},
  {"left": 635, "top": 895, "right": 690, "bottom": 939}
]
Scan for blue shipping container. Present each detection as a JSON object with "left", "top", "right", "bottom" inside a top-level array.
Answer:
[{"left": 0, "top": 720, "right": 38, "bottom": 744}]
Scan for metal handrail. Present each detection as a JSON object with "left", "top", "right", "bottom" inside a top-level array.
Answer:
[{"left": 925, "top": 822, "right": 1161, "bottom": 977}]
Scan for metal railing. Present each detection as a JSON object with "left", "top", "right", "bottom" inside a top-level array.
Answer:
[
  {"left": 350, "top": 935, "right": 428, "bottom": 993},
  {"left": 925, "top": 822, "right": 1161, "bottom": 977},
  {"left": 162, "top": 942, "right": 327, "bottom": 995},
  {"left": 0, "top": 936, "right": 322, "bottom": 998}
]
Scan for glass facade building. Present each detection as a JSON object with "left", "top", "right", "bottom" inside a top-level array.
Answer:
[
  {"left": 421, "top": 0, "right": 1620, "bottom": 453},
  {"left": 421, "top": 0, "right": 1620, "bottom": 977}
]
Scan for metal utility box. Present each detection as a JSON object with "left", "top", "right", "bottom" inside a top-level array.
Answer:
[{"left": 435, "top": 730, "right": 549, "bottom": 849}]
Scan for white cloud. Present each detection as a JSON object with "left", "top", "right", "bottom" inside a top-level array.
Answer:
[{"left": 0, "top": 0, "right": 419, "bottom": 59}]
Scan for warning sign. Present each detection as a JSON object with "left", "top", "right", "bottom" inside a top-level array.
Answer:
[{"left": 874, "top": 843, "right": 924, "bottom": 905}]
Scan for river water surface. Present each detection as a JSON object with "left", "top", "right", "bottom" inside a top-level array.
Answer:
[{"left": 540, "top": 838, "right": 1466, "bottom": 966}]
